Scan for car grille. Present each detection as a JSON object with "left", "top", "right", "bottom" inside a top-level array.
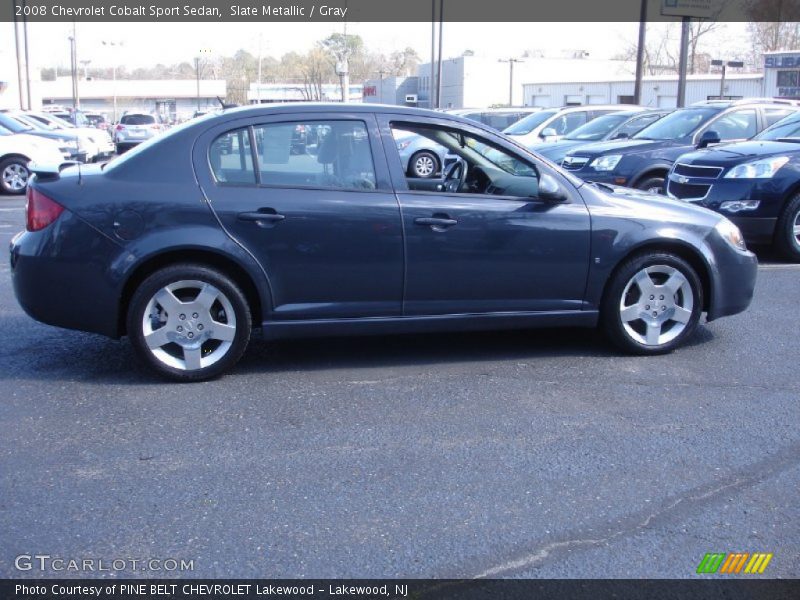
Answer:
[
  {"left": 667, "top": 179, "right": 712, "bottom": 201},
  {"left": 561, "top": 156, "right": 589, "bottom": 170},
  {"left": 673, "top": 163, "right": 723, "bottom": 178}
]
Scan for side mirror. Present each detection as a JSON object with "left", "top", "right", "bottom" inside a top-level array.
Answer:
[
  {"left": 612, "top": 132, "right": 630, "bottom": 140},
  {"left": 537, "top": 173, "right": 568, "bottom": 202},
  {"left": 540, "top": 127, "right": 558, "bottom": 139},
  {"left": 697, "top": 130, "right": 721, "bottom": 149}
]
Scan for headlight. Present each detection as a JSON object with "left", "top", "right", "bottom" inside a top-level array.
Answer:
[
  {"left": 59, "top": 139, "right": 78, "bottom": 150},
  {"left": 723, "top": 156, "right": 789, "bottom": 179},
  {"left": 590, "top": 154, "right": 622, "bottom": 171},
  {"left": 715, "top": 218, "right": 747, "bottom": 252}
]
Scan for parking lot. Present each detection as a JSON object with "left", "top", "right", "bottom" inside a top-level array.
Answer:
[{"left": 0, "top": 193, "right": 798, "bottom": 578}]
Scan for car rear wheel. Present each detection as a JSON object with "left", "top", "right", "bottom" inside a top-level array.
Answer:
[
  {"left": 409, "top": 151, "right": 439, "bottom": 178},
  {"left": 602, "top": 252, "right": 702, "bottom": 355},
  {"left": 0, "top": 157, "right": 30, "bottom": 195},
  {"left": 127, "top": 264, "right": 251, "bottom": 381},
  {"left": 774, "top": 192, "right": 800, "bottom": 262},
  {"left": 636, "top": 176, "right": 666, "bottom": 195}
]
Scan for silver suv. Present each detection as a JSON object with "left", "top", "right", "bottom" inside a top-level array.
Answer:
[
  {"left": 114, "top": 113, "right": 163, "bottom": 153},
  {"left": 504, "top": 104, "right": 640, "bottom": 147}
]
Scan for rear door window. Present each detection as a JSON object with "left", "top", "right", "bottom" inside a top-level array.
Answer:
[
  {"left": 708, "top": 109, "right": 757, "bottom": 140},
  {"left": 209, "top": 128, "right": 256, "bottom": 185},
  {"left": 252, "top": 120, "right": 376, "bottom": 190}
]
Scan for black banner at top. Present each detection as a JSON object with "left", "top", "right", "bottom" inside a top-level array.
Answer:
[{"left": 2, "top": 0, "right": 800, "bottom": 23}]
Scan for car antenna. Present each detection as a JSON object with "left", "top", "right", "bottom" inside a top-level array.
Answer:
[{"left": 217, "top": 96, "right": 238, "bottom": 109}]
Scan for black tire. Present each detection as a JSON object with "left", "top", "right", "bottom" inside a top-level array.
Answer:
[
  {"left": 635, "top": 176, "right": 666, "bottom": 195},
  {"left": 115, "top": 144, "right": 127, "bottom": 154},
  {"left": 773, "top": 192, "right": 800, "bottom": 262},
  {"left": 601, "top": 252, "right": 703, "bottom": 355},
  {"left": 0, "top": 156, "right": 30, "bottom": 195},
  {"left": 408, "top": 151, "right": 440, "bottom": 178},
  {"left": 126, "top": 264, "right": 252, "bottom": 382}
]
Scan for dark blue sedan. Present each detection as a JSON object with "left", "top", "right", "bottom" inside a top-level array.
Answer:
[
  {"left": 10, "top": 104, "right": 758, "bottom": 380},
  {"left": 667, "top": 111, "right": 800, "bottom": 261}
]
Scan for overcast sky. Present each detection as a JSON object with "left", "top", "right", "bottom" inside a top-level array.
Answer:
[{"left": 0, "top": 21, "right": 751, "bottom": 75}]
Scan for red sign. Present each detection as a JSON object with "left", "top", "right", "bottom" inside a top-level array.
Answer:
[{"left": 363, "top": 86, "right": 377, "bottom": 97}]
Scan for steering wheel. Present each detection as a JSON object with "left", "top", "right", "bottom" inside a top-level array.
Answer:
[{"left": 441, "top": 160, "right": 468, "bottom": 193}]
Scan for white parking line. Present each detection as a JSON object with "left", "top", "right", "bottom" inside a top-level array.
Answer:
[{"left": 759, "top": 264, "right": 800, "bottom": 270}]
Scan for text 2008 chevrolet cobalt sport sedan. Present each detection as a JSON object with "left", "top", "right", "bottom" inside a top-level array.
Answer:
[{"left": 10, "top": 104, "right": 758, "bottom": 381}]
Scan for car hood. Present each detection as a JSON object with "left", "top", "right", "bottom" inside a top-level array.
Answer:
[
  {"left": 677, "top": 140, "right": 800, "bottom": 166},
  {"left": 584, "top": 181, "right": 721, "bottom": 226},
  {"left": 567, "top": 138, "right": 679, "bottom": 158}
]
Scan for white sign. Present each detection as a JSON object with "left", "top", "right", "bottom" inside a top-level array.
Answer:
[{"left": 661, "top": 0, "right": 713, "bottom": 19}]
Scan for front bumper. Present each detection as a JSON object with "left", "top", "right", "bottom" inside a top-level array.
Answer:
[
  {"left": 706, "top": 237, "right": 758, "bottom": 321},
  {"left": 666, "top": 176, "right": 785, "bottom": 245}
]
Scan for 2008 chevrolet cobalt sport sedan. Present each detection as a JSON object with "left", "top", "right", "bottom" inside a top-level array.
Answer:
[{"left": 10, "top": 104, "right": 758, "bottom": 381}]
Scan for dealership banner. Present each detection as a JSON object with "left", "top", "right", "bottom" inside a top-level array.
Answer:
[
  {"left": 3, "top": 579, "right": 800, "bottom": 600},
  {"left": 2, "top": 0, "right": 799, "bottom": 23}
]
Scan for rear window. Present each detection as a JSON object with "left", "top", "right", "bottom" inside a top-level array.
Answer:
[{"left": 121, "top": 114, "right": 156, "bottom": 125}]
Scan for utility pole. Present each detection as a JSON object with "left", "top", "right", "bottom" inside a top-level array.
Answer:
[
  {"left": 257, "top": 33, "right": 263, "bottom": 105},
  {"left": 499, "top": 58, "right": 523, "bottom": 107},
  {"left": 23, "top": 2, "right": 31, "bottom": 109},
  {"left": 676, "top": 17, "right": 690, "bottom": 107},
  {"left": 195, "top": 48, "right": 212, "bottom": 111},
  {"left": 13, "top": 5, "right": 25, "bottom": 109},
  {"left": 430, "top": 0, "right": 436, "bottom": 108},
  {"left": 102, "top": 41, "right": 122, "bottom": 122},
  {"left": 436, "top": 0, "right": 444, "bottom": 108},
  {"left": 633, "top": 0, "right": 647, "bottom": 105},
  {"left": 69, "top": 22, "right": 79, "bottom": 109}
]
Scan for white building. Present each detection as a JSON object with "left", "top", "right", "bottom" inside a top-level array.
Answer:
[
  {"left": 362, "top": 76, "right": 419, "bottom": 106},
  {"left": 247, "top": 82, "right": 363, "bottom": 104},
  {"left": 415, "top": 55, "right": 636, "bottom": 109},
  {"left": 523, "top": 73, "right": 765, "bottom": 108},
  {"left": 764, "top": 50, "right": 800, "bottom": 100},
  {"left": 39, "top": 77, "right": 227, "bottom": 122}
]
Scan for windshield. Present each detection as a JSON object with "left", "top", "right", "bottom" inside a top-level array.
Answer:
[
  {"left": 13, "top": 114, "right": 51, "bottom": 131},
  {"left": 755, "top": 112, "right": 800, "bottom": 141},
  {"left": 0, "top": 113, "right": 34, "bottom": 133},
  {"left": 634, "top": 107, "right": 718, "bottom": 140},
  {"left": 565, "top": 114, "right": 632, "bottom": 141},
  {"left": 504, "top": 110, "right": 557, "bottom": 135}
]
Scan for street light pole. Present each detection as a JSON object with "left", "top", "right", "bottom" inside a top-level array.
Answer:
[
  {"left": 436, "top": 0, "right": 444, "bottom": 109},
  {"left": 499, "top": 58, "right": 523, "bottom": 107},
  {"left": 102, "top": 41, "right": 122, "bottom": 122},
  {"left": 676, "top": 17, "right": 690, "bottom": 108},
  {"left": 711, "top": 59, "right": 744, "bottom": 100},
  {"left": 633, "top": 0, "right": 648, "bottom": 105}
]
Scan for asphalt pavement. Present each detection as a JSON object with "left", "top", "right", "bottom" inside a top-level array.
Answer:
[{"left": 0, "top": 194, "right": 798, "bottom": 578}]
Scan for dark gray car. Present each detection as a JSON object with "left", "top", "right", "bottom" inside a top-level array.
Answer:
[{"left": 11, "top": 104, "right": 757, "bottom": 381}]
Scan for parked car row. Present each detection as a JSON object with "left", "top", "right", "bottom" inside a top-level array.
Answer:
[{"left": 554, "top": 99, "right": 800, "bottom": 260}]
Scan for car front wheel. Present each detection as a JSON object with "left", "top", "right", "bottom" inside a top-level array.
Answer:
[
  {"left": 774, "top": 192, "right": 800, "bottom": 262},
  {"left": 636, "top": 176, "right": 666, "bottom": 195},
  {"left": 0, "top": 157, "right": 30, "bottom": 195},
  {"left": 602, "top": 252, "right": 702, "bottom": 354},
  {"left": 127, "top": 264, "right": 252, "bottom": 381}
]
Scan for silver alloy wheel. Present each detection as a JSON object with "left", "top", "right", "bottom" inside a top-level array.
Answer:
[
  {"left": 619, "top": 265, "right": 694, "bottom": 347},
  {"left": 2, "top": 163, "right": 29, "bottom": 191},
  {"left": 793, "top": 210, "right": 800, "bottom": 246},
  {"left": 413, "top": 154, "right": 436, "bottom": 177},
  {"left": 646, "top": 184, "right": 664, "bottom": 194},
  {"left": 142, "top": 280, "right": 237, "bottom": 371}
]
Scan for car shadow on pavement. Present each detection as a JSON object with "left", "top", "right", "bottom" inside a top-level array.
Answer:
[{"left": 0, "top": 315, "right": 716, "bottom": 383}]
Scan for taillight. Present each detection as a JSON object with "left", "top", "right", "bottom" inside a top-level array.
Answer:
[
  {"left": 26, "top": 187, "right": 65, "bottom": 232},
  {"left": 115, "top": 124, "right": 124, "bottom": 131}
]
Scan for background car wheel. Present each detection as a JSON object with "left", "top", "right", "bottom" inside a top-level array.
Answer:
[
  {"left": 636, "top": 176, "right": 666, "bottom": 195},
  {"left": 127, "top": 264, "right": 252, "bottom": 381},
  {"left": 0, "top": 157, "right": 30, "bottom": 195},
  {"left": 773, "top": 192, "right": 800, "bottom": 262},
  {"left": 409, "top": 151, "right": 439, "bottom": 178},
  {"left": 601, "top": 252, "right": 703, "bottom": 355}
]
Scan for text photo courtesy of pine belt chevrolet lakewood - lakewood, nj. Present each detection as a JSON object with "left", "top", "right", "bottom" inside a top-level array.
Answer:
[{"left": 1, "top": 1, "right": 799, "bottom": 598}]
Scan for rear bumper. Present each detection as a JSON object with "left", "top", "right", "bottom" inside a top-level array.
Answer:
[{"left": 10, "top": 213, "right": 124, "bottom": 338}]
